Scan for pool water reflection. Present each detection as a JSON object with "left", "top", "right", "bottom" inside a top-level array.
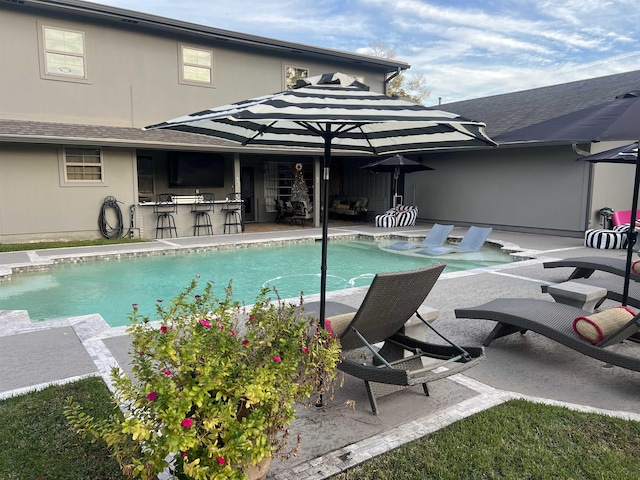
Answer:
[{"left": 0, "top": 239, "right": 512, "bottom": 326}]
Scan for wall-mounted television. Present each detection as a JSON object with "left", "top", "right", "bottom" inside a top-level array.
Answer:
[{"left": 168, "top": 153, "right": 225, "bottom": 188}]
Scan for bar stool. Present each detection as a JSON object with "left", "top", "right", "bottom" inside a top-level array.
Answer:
[
  {"left": 191, "top": 193, "right": 214, "bottom": 236},
  {"left": 154, "top": 193, "right": 178, "bottom": 238},
  {"left": 223, "top": 193, "right": 243, "bottom": 234}
]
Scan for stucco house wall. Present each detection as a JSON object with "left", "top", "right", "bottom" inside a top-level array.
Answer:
[
  {"left": 408, "top": 145, "right": 590, "bottom": 236},
  {"left": 0, "top": 0, "right": 406, "bottom": 242}
]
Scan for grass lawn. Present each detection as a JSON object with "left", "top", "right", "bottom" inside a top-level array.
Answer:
[
  {"left": 0, "top": 238, "right": 146, "bottom": 253},
  {"left": 331, "top": 399, "right": 640, "bottom": 479},
  {"left": 0, "top": 377, "right": 126, "bottom": 480},
  {"left": 2, "top": 378, "right": 640, "bottom": 479}
]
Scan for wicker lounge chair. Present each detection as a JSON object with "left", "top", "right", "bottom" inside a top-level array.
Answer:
[
  {"left": 327, "top": 264, "right": 485, "bottom": 415},
  {"left": 543, "top": 256, "right": 640, "bottom": 282},
  {"left": 416, "top": 226, "right": 492, "bottom": 256},
  {"left": 385, "top": 223, "right": 454, "bottom": 251},
  {"left": 455, "top": 298, "right": 640, "bottom": 371}
]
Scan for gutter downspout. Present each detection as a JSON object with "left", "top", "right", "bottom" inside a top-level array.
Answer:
[{"left": 384, "top": 67, "right": 405, "bottom": 95}]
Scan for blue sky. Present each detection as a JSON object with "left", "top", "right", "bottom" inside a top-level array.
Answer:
[{"left": 88, "top": 0, "right": 640, "bottom": 104}]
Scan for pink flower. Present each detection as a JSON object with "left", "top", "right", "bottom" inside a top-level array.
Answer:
[
  {"left": 249, "top": 316, "right": 256, "bottom": 322},
  {"left": 195, "top": 295, "right": 201, "bottom": 299},
  {"left": 161, "top": 368, "right": 171, "bottom": 376},
  {"left": 195, "top": 274, "right": 201, "bottom": 278},
  {"left": 181, "top": 418, "right": 194, "bottom": 428},
  {"left": 181, "top": 451, "right": 188, "bottom": 458},
  {"left": 139, "top": 351, "right": 145, "bottom": 356},
  {"left": 132, "top": 303, "right": 138, "bottom": 307},
  {"left": 229, "top": 330, "right": 236, "bottom": 337},
  {"left": 301, "top": 347, "right": 309, "bottom": 354},
  {"left": 272, "top": 356, "right": 282, "bottom": 363},
  {"left": 147, "top": 391, "right": 158, "bottom": 402},
  {"left": 242, "top": 340, "right": 249, "bottom": 346},
  {"left": 218, "top": 324, "right": 225, "bottom": 330},
  {"left": 160, "top": 326, "right": 168, "bottom": 334},
  {"left": 217, "top": 457, "right": 226, "bottom": 465},
  {"left": 199, "top": 319, "right": 212, "bottom": 328}
]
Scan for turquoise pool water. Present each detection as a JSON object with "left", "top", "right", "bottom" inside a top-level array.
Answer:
[{"left": 0, "top": 239, "right": 512, "bottom": 327}]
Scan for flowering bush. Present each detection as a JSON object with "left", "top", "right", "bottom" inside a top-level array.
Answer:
[{"left": 65, "top": 279, "right": 340, "bottom": 480}]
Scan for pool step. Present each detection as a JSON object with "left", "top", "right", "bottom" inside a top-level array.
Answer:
[{"left": 0, "top": 310, "right": 33, "bottom": 336}]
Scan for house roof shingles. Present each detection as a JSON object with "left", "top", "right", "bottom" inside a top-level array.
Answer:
[
  {"left": 436, "top": 70, "right": 640, "bottom": 138},
  {"left": 0, "top": 119, "right": 253, "bottom": 152}
]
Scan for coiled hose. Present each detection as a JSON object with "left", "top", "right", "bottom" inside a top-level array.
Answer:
[{"left": 98, "top": 196, "right": 124, "bottom": 239}]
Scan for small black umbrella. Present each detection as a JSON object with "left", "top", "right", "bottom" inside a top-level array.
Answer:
[{"left": 360, "top": 155, "right": 433, "bottom": 201}]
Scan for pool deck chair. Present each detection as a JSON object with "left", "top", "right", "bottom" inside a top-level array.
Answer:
[
  {"left": 385, "top": 223, "right": 454, "bottom": 251},
  {"left": 455, "top": 298, "right": 640, "bottom": 372},
  {"left": 327, "top": 264, "right": 485, "bottom": 415},
  {"left": 416, "top": 226, "right": 492, "bottom": 256},
  {"left": 544, "top": 256, "right": 640, "bottom": 282}
]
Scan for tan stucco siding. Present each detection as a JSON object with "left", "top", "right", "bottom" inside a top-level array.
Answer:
[{"left": 0, "top": 144, "right": 136, "bottom": 239}]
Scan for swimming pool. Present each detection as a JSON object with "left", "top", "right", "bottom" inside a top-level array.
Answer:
[{"left": 0, "top": 239, "right": 512, "bottom": 327}]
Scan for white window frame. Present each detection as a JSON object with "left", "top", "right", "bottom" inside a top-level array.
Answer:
[
  {"left": 59, "top": 147, "right": 104, "bottom": 185},
  {"left": 264, "top": 161, "right": 313, "bottom": 212},
  {"left": 38, "top": 24, "right": 89, "bottom": 83},
  {"left": 283, "top": 65, "right": 309, "bottom": 90},
  {"left": 179, "top": 44, "right": 215, "bottom": 87}
]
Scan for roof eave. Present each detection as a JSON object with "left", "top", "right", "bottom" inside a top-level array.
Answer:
[{"left": 16, "top": 0, "right": 410, "bottom": 72}]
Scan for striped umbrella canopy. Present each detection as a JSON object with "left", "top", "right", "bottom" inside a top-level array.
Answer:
[{"left": 145, "top": 72, "right": 496, "bottom": 325}]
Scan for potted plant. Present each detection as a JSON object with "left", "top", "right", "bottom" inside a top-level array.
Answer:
[{"left": 65, "top": 279, "right": 340, "bottom": 480}]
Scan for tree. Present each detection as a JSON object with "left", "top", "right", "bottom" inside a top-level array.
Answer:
[{"left": 368, "top": 41, "right": 430, "bottom": 105}]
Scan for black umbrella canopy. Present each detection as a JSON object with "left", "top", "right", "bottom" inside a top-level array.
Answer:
[
  {"left": 360, "top": 154, "right": 434, "bottom": 173},
  {"left": 578, "top": 143, "right": 638, "bottom": 163},
  {"left": 497, "top": 91, "right": 640, "bottom": 144},
  {"left": 361, "top": 154, "right": 433, "bottom": 202},
  {"left": 144, "top": 72, "right": 496, "bottom": 325}
]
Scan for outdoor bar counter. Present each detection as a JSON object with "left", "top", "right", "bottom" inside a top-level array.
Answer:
[{"left": 137, "top": 195, "right": 243, "bottom": 239}]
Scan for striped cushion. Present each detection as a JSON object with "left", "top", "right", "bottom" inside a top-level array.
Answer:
[
  {"left": 584, "top": 229, "right": 625, "bottom": 249},
  {"left": 613, "top": 224, "right": 630, "bottom": 233},
  {"left": 375, "top": 213, "right": 397, "bottom": 228},
  {"left": 395, "top": 208, "right": 418, "bottom": 226},
  {"left": 375, "top": 205, "right": 419, "bottom": 227}
]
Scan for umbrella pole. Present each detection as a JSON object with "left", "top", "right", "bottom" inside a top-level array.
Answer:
[
  {"left": 319, "top": 130, "right": 332, "bottom": 328},
  {"left": 622, "top": 140, "right": 640, "bottom": 306}
]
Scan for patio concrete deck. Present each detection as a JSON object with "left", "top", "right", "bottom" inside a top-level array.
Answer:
[{"left": 2, "top": 223, "right": 640, "bottom": 479}]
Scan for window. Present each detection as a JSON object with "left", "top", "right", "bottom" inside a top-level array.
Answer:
[
  {"left": 180, "top": 45, "right": 214, "bottom": 86},
  {"left": 64, "top": 148, "right": 102, "bottom": 181},
  {"left": 284, "top": 65, "right": 309, "bottom": 90},
  {"left": 41, "top": 26, "right": 86, "bottom": 79},
  {"left": 137, "top": 156, "right": 155, "bottom": 200}
]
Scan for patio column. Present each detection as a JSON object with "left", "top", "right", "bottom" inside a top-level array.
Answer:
[
  {"left": 314, "top": 156, "right": 321, "bottom": 227},
  {"left": 232, "top": 153, "right": 241, "bottom": 194}
]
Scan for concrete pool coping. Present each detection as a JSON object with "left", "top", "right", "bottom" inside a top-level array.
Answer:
[{"left": 2, "top": 224, "right": 640, "bottom": 479}]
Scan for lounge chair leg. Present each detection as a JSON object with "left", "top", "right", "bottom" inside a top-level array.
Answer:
[
  {"left": 422, "top": 383, "right": 429, "bottom": 397},
  {"left": 484, "top": 323, "right": 526, "bottom": 346},
  {"left": 567, "top": 267, "right": 594, "bottom": 280},
  {"left": 364, "top": 381, "right": 380, "bottom": 416}
]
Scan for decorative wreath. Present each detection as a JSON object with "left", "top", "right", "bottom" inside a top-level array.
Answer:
[{"left": 295, "top": 163, "right": 303, "bottom": 172}]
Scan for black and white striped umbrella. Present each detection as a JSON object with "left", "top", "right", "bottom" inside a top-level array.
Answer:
[{"left": 145, "top": 72, "right": 496, "bottom": 324}]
